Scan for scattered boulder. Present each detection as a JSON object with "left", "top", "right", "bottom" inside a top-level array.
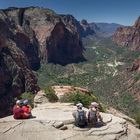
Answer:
[
  {"left": 34, "top": 90, "right": 48, "bottom": 107},
  {"left": 59, "top": 125, "right": 68, "bottom": 130},
  {"left": 52, "top": 122, "right": 68, "bottom": 131},
  {"left": 53, "top": 121, "right": 64, "bottom": 129}
]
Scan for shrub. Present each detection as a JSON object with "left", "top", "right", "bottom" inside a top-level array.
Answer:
[
  {"left": 20, "top": 92, "right": 35, "bottom": 108},
  {"left": 60, "top": 91, "right": 99, "bottom": 108},
  {"left": 135, "top": 112, "right": 140, "bottom": 129},
  {"left": 44, "top": 87, "right": 58, "bottom": 102}
]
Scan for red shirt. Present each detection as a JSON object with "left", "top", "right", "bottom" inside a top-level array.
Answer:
[
  {"left": 13, "top": 105, "right": 23, "bottom": 119},
  {"left": 22, "top": 105, "right": 31, "bottom": 114}
]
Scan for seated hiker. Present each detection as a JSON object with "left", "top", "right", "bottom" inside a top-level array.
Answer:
[
  {"left": 86, "top": 102, "right": 103, "bottom": 127},
  {"left": 13, "top": 100, "right": 24, "bottom": 119},
  {"left": 22, "top": 99, "right": 32, "bottom": 119},
  {"left": 72, "top": 103, "right": 87, "bottom": 128}
]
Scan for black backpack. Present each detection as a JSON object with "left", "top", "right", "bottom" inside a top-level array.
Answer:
[{"left": 76, "top": 110, "right": 87, "bottom": 127}]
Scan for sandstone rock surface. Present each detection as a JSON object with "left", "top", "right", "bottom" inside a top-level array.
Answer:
[
  {"left": 52, "top": 86, "right": 91, "bottom": 99},
  {"left": 113, "top": 16, "right": 140, "bottom": 50},
  {"left": 0, "top": 103, "right": 140, "bottom": 140}
]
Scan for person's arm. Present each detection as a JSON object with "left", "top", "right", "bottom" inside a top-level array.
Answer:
[
  {"left": 72, "top": 111, "right": 76, "bottom": 119},
  {"left": 96, "top": 110, "right": 103, "bottom": 122},
  {"left": 28, "top": 105, "right": 32, "bottom": 113},
  {"left": 28, "top": 105, "right": 32, "bottom": 111},
  {"left": 86, "top": 110, "right": 89, "bottom": 119}
]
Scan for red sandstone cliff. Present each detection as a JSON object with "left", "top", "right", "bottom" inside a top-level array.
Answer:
[
  {"left": 0, "top": 7, "right": 85, "bottom": 116},
  {"left": 113, "top": 16, "right": 140, "bottom": 50}
]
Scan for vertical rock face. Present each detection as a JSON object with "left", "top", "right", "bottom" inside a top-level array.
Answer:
[
  {"left": 113, "top": 16, "right": 140, "bottom": 50},
  {"left": 47, "top": 22, "right": 84, "bottom": 65},
  {"left": 0, "top": 8, "right": 41, "bottom": 70},
  {"left": 80, "top": 19, "right": 95, "bottom": 37},
  {"left": 0, "top": 35, "right": 39, "bottom": 117},
  {"left": 0, "top": 7, "right": 85, "bottom": 116},
  {"left": 128, "top": 57, "right": 140, "bottom": 72},
  {"left": 1, "top": 7, "right": 85, "bottom": 65}
]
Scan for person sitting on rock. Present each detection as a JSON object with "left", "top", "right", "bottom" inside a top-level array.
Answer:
[
  {"left": 86, "top": 102, "right": 103, "bottom": 127},
  {"left": 72, "top": 103, "right": 87, "bottom": 128},
  {"left": 13, "top": 100, "right": 24, "bottom": 119},
  {"left": 22, "top": 99, "right": 32, "bottom": 119}
]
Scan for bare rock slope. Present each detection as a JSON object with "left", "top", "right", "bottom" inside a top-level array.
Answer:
[{"left": 0, "top": 102, "right": 140, "bottom": 140}]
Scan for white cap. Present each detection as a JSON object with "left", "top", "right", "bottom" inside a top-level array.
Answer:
[
  {"left": 91, "top": 102, "right": 99, "bottom": 107},
  {"left": 16, "top": 100, "right": 21, "bottom": 104},
  {"left": 76, "top": 103, "right": 83, "bottom": 108}
]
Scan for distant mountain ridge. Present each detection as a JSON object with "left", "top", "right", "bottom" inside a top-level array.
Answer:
[
  {"left": 95, "top": 22, "right": 124, "bottom": 37},
  {"left": 78, "top": 19, "right": 123, "bottom": 39}
]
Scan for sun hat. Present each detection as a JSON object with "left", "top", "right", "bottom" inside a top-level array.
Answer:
[
  {"left": 76, "top": 103, "right": 83, "bottom": 108},
  {"left": 91, "top": 102, "right": 99, "bottom": 107}
]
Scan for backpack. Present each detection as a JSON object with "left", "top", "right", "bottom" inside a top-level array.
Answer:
[
  {"left": 88, "top": 109, "right": 97, "bottom": 123},
  {"left": 75, "top": 110, "right": 87, "bottom": 127}
]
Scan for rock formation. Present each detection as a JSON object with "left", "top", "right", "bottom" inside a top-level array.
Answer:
[
  {"left": 46, "top": 22, "right": 84, "bottom": 65},
  {"left": 52, "top": 86, "right": 91, "bottom": 99},
  {"left": 0, "top": 7, "right": 86, "bottom": 116},
  {"left": 128, "top": 58, "right": 140, "bottom": 72},
  {"left": 0, "top": 7, "right": 86, "bottom": 66},
  {"left": 113, "top": 16, "right": 140, "bottom": 50},
  {"left": 0, "top": 34, "right": 39, "bottom": 117},
  {"left": 34, "top": 86, "right": 92, "bottom": 106},
  {"left": 0, "top": 102, "right": 140, "bottom": 140},
  {"left": 80, "top": 19, "right": 96, "bottom": 37},
  {"left": 1, "top": 87, "right": 140, "bottom": 139}
]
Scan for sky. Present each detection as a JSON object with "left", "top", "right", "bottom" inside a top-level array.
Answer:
[{"left": 0, "top": 0, "right": 140, "bottom": 26}]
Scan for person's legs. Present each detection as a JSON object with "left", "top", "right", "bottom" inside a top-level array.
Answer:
[{"left": 89, "top": 118, "right": 98, "bottom": 127}]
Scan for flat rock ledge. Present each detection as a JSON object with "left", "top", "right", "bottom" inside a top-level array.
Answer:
[{"left": 0, "top": 103, "right": 140, "bottom": 140}]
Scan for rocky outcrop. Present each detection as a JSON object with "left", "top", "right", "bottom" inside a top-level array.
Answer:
[
  {"left": 34, "top": 90, "right": 49, "bottom": 107},
  {"left": 0, "top": 7, "right": 85, "bottom": 66},
  {"left": 113, "top": 16, "right": 140, "bottom": 50},
  {"left": 46, "top": 22, "right": 84, "bottom": 65},
  {"left": 34, "top": 86, "right": 92, "bottom": 106},
  {"left": 0, "top": 7, "right": 86, "bottom": 116},
  {"left": 0, "top": 103, "right": 140, "bottom": 140},
  {"left": 60, "top": 15, "right": 97, "bottom": 38},
  {"left": 128, "top": 58, "right": 140, "bottom": 71},
  {"left": 52, "top": 86, "right": 91, "bottom": 99},
  {"left": 80, "top": 19, "right": 96, "bottom": 37},
  {"left": 0, "top": 8, "right": 41, "bottom": 70},
  {"left": 0, "top": 35, "right": 39, "bottom": 117},
  {"left": 0, "top": 8, "right": 41, "bottom": 117}
]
